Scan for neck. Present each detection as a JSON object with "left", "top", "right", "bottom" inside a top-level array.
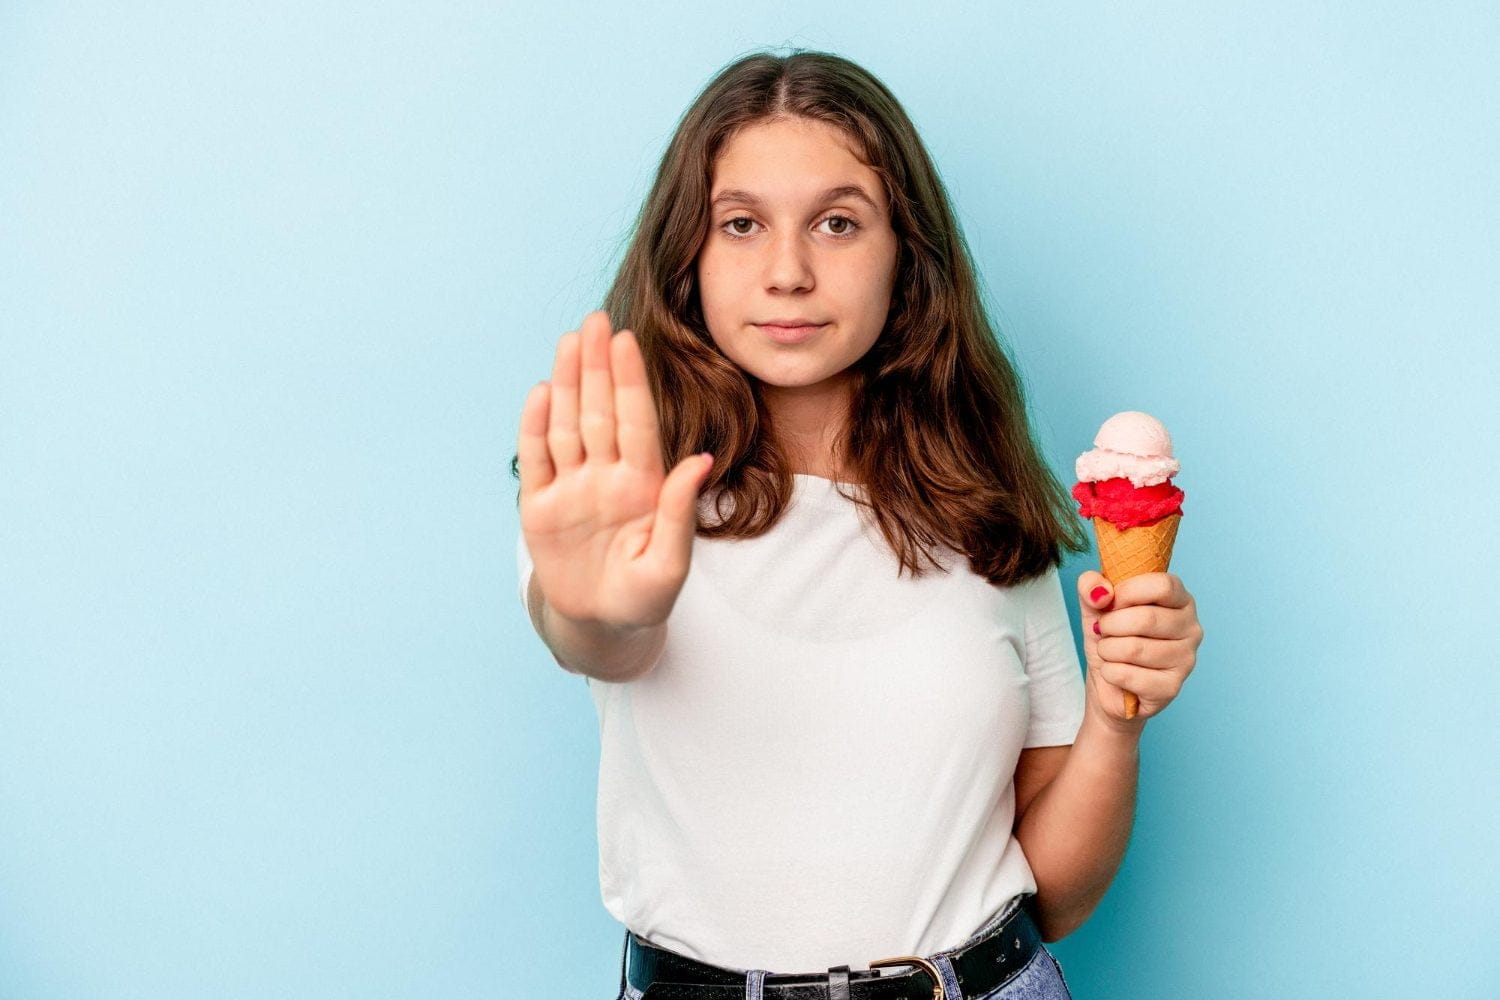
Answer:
[{"left": 761, "top": 374, "right": 857, "bottom": 481}]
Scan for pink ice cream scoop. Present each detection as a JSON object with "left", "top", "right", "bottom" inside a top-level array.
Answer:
[{"left": 1074, "top": 411, "right": 1181, "bottom": 488}]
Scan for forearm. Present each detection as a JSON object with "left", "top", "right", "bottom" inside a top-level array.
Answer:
[
  {"left": 531, "top": 575, "right": 666, "bottom": 682},
  {"left": 1014, "top": 714, "right": 1141, "bottom": 941}
]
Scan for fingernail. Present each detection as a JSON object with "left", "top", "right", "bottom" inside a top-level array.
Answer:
[
  {"left": 1090, "top": 586, "right": 1110, "bottom": 604},
  {"left": 1092, "top": 621, "right": 1100, "bottom": 635}
]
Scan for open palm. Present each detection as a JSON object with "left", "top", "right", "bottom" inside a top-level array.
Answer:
[{"left": 516, "top": 310, "right": 713, "bottom": 631}]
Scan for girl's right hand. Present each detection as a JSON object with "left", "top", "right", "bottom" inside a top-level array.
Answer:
[{"left": 516, "top": 310, "right": 714, "bottom": 631}]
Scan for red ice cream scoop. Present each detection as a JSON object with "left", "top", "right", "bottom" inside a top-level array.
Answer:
[{"left": 1071, "top": 476, "right": 1185, "bottom": 531}]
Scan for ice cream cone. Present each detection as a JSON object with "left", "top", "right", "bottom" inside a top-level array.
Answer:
[{"left": 1091, "top": 512, "right": 1181, "bottom": 719}]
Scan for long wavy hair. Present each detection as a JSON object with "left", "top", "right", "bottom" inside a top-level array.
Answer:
[{"left": 512, "top": 48, "right": 1090, "bottom": 586}]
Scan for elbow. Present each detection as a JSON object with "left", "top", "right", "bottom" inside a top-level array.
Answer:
[
  {"left": 1042, "top": 895, "right": 1107, "bottom": 942},
  {"left": 1035, "top": 913, "right": 1076, "bottom": 944},
  {"left": 1033, "top": 902, "right": 1085, "bottom": 943},
  {"left": 1028, "top": 881, "right": 1091, "bottom": 943}
]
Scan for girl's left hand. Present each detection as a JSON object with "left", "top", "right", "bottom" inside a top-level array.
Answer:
[{"left": 1076, "top": 570, "right": 1203, "bottom": 731}]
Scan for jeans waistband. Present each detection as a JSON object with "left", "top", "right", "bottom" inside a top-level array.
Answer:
[{"left": 619, "top": 893, "right": 1043, "bottom": 1000}]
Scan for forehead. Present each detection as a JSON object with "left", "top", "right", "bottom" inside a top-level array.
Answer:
[{"left": 710, "top": 117, "right": 884, "bottom": 209}]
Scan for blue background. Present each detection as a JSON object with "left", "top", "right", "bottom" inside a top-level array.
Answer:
[{"left": 2, "top": 2, "right": 1495, "bottom": 997}]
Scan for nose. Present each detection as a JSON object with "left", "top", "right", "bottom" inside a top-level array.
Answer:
[{"left": 764, "top": 228, "right": 814, "bottom": 292}]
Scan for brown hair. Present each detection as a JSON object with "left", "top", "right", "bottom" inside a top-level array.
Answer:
[{"left": 512, "top": 48, "right": 1090, "bottom": 586}]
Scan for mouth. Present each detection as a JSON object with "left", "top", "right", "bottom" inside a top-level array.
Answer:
[{"left": 755, "top": 322, "right": 827, "bottom": 345}]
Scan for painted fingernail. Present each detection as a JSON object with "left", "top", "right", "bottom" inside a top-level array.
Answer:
[
  {"left": 1092, "top": 621, "right": 1100, "bottom": 635},
  {"left": 1090, "top": 586, "right": 1109, "bottom": 603}
]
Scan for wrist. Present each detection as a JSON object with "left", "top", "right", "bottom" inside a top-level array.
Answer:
[
  {"left": 1078, "top": 707, "right": 1144, "bottom": 755},
  {"left": 542, "top": 604, "right": 666, "bottom": 682}
]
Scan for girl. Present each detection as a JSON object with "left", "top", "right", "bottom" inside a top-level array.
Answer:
[{"left": 513, "top": 49, "right": 1202, "bottom": 1000}]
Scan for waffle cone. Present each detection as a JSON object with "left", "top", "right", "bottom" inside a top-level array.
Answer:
[
  {"left": 1091, "top": 512, "right": 1182, "bottom": 719},
  {"left": 1092, "top": 513, "right": 1181, "bottom": 583}
]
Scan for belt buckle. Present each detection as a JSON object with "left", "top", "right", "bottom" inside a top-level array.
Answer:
[{"left": 866, "top": 954, "right": 943, "bottom": 1000}]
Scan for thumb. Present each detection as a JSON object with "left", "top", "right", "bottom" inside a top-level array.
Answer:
[
  {"left": 1077, "top": 570, "right": 1115, "bottom": 641},
  {"left": 646, "top": 452, "right": 714, "bottom": 563}
]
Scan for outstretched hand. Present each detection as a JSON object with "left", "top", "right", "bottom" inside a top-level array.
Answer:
[{"left": 516, "top": 310, "right": 714, "bottom": 632}]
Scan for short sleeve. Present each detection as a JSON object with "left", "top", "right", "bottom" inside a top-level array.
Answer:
[{"left": 1020, "top": 565, "right": 1086, "bottom": 748}]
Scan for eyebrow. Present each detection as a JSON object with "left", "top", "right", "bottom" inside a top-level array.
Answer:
[{"left": 709, "top": 184, "right": 881, "bottom": 213}]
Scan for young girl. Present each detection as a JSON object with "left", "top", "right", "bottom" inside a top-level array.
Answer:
[{"left": 513, "top": 49, "right": 1202, "bottom": 1000}]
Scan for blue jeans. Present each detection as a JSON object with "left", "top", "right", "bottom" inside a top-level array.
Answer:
[
  {"left": 969, "top": 945, "right": 1072, "bottom": 1000},
  {"left": 615, "top": 894, "right": 1072, "bottom": 999}
]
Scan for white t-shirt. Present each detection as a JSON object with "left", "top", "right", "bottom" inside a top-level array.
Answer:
[{"left": 516, "top": 473, "right": 1085, "bottom": 974}]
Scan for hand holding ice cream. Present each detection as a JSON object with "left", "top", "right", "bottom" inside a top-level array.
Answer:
[{"left": 1072, "top": 412, "right": 1201, "bottom": 724}]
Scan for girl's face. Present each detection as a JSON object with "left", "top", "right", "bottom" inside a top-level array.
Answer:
[{"left": 696, "top": 116, "right": 899, "bottom": 404}]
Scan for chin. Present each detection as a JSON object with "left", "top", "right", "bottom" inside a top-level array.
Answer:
[{"left": 738, "top": 356, "right": 836, "bottom": 382}]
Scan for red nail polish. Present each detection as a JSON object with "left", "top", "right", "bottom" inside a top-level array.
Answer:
[
  {"left": 1090, "top": 586, "right": 1109, "bottom": 603},
  {"left": 1092, "top": 621, "right": 1100, "bottom": 635}
]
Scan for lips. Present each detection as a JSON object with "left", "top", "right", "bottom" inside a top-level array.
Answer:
[{"left": 756, "top": 322, "right": 826, "bottom": 345}]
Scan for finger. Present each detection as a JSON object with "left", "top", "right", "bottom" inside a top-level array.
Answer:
[
  {"left": 1077, "top": 569, "right": 1114, "bottom": 640},
  {"left": 1098, "top": 603, "right": 1190, "bottom": 641},
  {"left": 1093, "top": 657, "right": 1178, "bottom": 703},
  {"left": 613, "top": 328, "right": 666, "bottom": 475},
  {"left": 517, "top": 381, "right": 556, "bottom": 501},
  {"left": 644, "top": 451, "right": 714, "bottom": 567},
  {"left": 578, "top": 310, "right": 619, "bottom": 464},
  {"left": 1097, "top": 634, "right": 1194, "bottom": 670},
  {"left": 548, "top": 330, "right": 584, "bottom": 470},
  {"left": 1112, "top": 572, "right": 1190, "bottom": 610}
]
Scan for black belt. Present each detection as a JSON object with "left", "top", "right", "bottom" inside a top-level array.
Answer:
[{"left": 622, "top": 895, "right": 1044, "bottom": 999}]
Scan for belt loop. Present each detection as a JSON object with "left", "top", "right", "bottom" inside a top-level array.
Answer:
[
  {"left": 827, "top": 964, "right": 850, "bottom": 1000},
  {"left": 929, "top": 954, "right": 962, "bottom": 999},
  {"left": 745, "top": 968, "right": 767, "bottom": 1000}
]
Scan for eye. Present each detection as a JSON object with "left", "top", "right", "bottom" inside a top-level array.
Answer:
[
  {"left": 821, "top": 214, "right": 860, "bottom": 237},
  {"left": 717, "top": 214, "right": 863, "bottom": 241}
]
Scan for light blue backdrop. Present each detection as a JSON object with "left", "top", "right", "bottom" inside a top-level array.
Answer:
[{"left": 2, "top": 2, "right": 1495, "bottom": 997}]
